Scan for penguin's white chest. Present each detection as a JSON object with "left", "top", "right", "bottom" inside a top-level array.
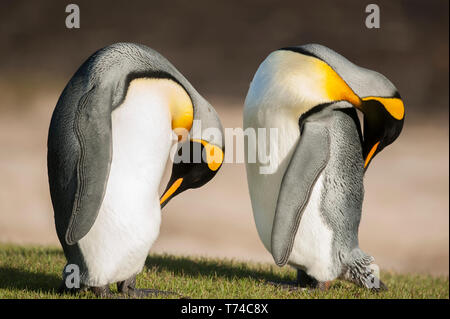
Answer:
[
  {"left": 287, "top": 174, "right": 335, "bottom": 282},
  {"left": 78, "top": 82, "right": 173, "bottom": 286}
]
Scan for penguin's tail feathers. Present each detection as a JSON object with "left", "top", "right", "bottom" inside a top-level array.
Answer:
[{"left": 340, "top": 248, "right": 387, "bottom": 291}]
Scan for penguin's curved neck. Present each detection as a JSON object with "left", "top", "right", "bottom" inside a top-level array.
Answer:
[
  {"left": 126, "top": 78, "right": 194, "bottom": 135},
  {"left": 109, "top": 78, "right": 192, "bottom": 201}
]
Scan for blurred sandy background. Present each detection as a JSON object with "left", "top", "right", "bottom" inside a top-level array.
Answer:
[{"left": 0, "top": 1, "right": 448, "bottom": 275}]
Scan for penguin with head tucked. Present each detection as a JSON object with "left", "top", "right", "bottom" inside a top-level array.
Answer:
[
  {"left": 244, "top": 44, "right": 404, "bottom": 290},
  {"left": 48, "top": 43, "right": 224, "bottom": 296}
]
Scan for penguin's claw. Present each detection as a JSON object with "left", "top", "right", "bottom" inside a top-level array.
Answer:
[{"left": 117, "top": 275, "right": 185, "bottom": 298}]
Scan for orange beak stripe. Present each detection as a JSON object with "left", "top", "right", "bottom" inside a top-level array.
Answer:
[
  {"left": 364, "top": 142, "right": 380, "bottom": 168},
  {"left": 160, "top": 178, "right": 183, "bottom": 206}
]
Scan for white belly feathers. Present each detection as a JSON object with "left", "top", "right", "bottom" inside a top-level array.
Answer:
[
  {"left": 78, "top": 79, "right": 173, "bottom": 286},
  {"left": 287, "top": 174, "right": 334, "bottom": 282}
]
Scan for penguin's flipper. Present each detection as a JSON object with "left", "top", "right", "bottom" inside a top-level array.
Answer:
[
  {"left": 270, "top": 121, "right": 330, "bottom": 266},
  {"left": 50, "top": 85, "right": 113, "bottom": 246}
]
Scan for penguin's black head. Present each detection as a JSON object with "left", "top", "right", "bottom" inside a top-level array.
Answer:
[
  {"left": 160, "top": 139, "right": 223, "bottom": 208},
  {"left": 358, "top": 94, "right": 405, "bottom": 169}
]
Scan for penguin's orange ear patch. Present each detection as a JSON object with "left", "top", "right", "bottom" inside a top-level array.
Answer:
[
  {"left": 361, "top": 97, "right": 404, "bottom": 120},
  {"left": 192, "top": 139, "right": 224, "bottom": 171}
]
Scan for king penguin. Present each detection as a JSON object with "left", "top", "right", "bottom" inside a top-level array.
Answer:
[
  {"left": 47, "top": 43, "right": 224, "bottom": 296},
  {"left": 244, "top": 44, "right": 404, "bottom": 290}
]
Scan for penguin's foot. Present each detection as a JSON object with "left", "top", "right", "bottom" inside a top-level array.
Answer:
[
  {"left": 89, "top": 285, "right": 112, "bottom": 297},
  {"left": 125, "top": 288, "right": 175, "bottom": 298},
  {"left": 266, "top": 269, "right": 330, "bottom": 291},
  {"left": 266, "top": 279, "right": 305, "bottom": 291},
  {"left": 117, "top": 275, "right": 181, "bottom": 298},
  {"left": 57, "top": 280, "right": 83, "bottom": 295},
  {"left": 57, "top": 281, "right": 112, "bottom": 297},
  {"left": 297, "top": 269, "right": 331, "bottom": 290},
  {"left": 297, "top": 269, "right": 318, "bottom": 288},
  {"left": 266, "top": 280, "right": 330, "bottom": 291}
]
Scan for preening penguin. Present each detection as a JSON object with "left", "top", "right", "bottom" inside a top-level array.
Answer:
[
  {"left": 47, "top": 43, "right": 224, "bottom": 296},
  {"left": 244, "top": 44, "right": 404, "bottom": 290}
]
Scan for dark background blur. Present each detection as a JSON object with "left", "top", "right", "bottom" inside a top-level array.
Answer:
[
  {"left": 0, "top": 0, "right": 448, "bottom": 111},
  {"left": 0, "top": 1, "right": 448, "bottom": 275}
]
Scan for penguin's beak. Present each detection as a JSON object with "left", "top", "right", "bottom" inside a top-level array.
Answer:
[
  {"left": 159, "top": 177, "right": 184, "bottom": 209},
  {"left": 160, "top": 139, "right": 224, "bottom": 208},
  {"left": 354, "top": 96, "right": 405, "bottom": 169}
]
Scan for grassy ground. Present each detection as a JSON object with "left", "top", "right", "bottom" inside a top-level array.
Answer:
[{"left": 0, "top": 244, "right": 448, "bottom": 299}]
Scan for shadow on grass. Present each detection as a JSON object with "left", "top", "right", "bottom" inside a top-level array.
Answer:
[
  {"left": 0, "top": 267, "right": 60, "bottom": 294},
  {"left": 145, "top": 255, "right": 293, "bottom": 283}
]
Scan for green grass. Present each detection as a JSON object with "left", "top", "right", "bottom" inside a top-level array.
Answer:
[{"left": 0, "top": 244, "right": 448, "bottom": 299}]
